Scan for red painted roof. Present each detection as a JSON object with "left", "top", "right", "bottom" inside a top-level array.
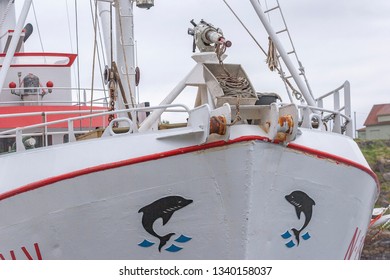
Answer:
[
  {"left": 364, "top": 104, "right": 390, "bottom": 127},
  {"left": 377, "top": 104, "right": 390, "bottom": 117},
  {"left": 0, "top": 106, "right": 107, "bottom": 129}
]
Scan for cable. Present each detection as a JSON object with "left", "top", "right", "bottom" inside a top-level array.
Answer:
[
  {"left": 65, "top": 0, "right": 74, "bottom": 53},
  {"left": 31, "top": 0, "right": 45, "bottom": 53},
  {"left": 222, "top": 0, "right": 267, "bottom": 56},
  {"left": 89, "top": 0, "right": 98, "bottom": 122},
  {"left": 74, "top": 0, "right": 82, "bottom": 130},
  {"left": 89, "top": 0, "right": 107, "bottom": 100},
  {"left": 65, "top": 0, "right": 78, "bottom": 88},
  {"left": 222, "top": 0, "right": 301, "bottom": 103}
]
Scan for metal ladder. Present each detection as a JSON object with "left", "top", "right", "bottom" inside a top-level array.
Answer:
[{"left": 262, "top": 0, "right": 314, "bottom": 100}]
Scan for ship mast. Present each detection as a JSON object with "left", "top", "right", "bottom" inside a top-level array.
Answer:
[
  {"left": 98, "top": 0, "right": 153, "bottom": 125},
  {"left": 114, "top": 0, "right": 137, "bottom": 111}
]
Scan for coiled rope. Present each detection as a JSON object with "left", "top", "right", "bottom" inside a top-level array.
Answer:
[
  {"left": 216, "top": 74, "right": 254, "bottom": 98},
  {"left": 214, "top": 38, "right": 255, "bottom": 98}
]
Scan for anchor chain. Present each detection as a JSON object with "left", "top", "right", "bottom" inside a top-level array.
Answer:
[{"left": 107, "top": 68, "right": 118, "bottom": 128}]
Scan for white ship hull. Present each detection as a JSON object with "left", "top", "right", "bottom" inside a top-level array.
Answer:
[{"left": 0, "top": 126, "right": 378, "bottom": 259}]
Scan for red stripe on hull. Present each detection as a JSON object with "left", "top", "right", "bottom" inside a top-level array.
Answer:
[{"left": 0, "top": 136, "right": 379, "bottom": 201}]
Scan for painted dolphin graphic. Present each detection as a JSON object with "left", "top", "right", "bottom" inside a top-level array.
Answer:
[
  {"left": 138, "top": 196, "right": 193, "bottom": 251},
  {"left": 285, "top": 191, "right": 315, "bottom": 245}
]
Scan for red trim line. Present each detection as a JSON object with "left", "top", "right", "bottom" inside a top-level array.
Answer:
[
  {"left": 287, "top": 142, "right": 380, "bottom": 187},
  {"left": 0, "top": 52, "right": 77, "bottom": 67},
  {"left": 0, "top": 136, "right": 379, "bottom": 201}
]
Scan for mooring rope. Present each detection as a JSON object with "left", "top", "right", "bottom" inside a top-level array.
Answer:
[{"left": 216, "top": 74, "right": 254, "bottom": 98}]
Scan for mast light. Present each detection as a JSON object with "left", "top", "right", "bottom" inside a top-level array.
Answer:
[
  {"left": 136, "top": 0, "right": 154, "bottom": 9},
  {"left": 9, "top": 82, "right": 17, "bottom": 89}
]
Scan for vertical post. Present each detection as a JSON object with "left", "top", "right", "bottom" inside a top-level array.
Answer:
[
  {"left": 97, "top": 0, "right": 112, "bottom": 64},
  {"left": 317, "top": 98, "right": 323, "bottom": 109},
  {"left": 343, "top": 81, "right": 352, "bottom": 137},
  {"left": 83, "top": 89, "right": 87, "bottom": 105},
  {"left": 333, "top": 91, "right": 341, "bottom": 133},
  {"left": 67, "top": 120, "right": 77, "bottom": 142},
  {"left": 115, "top": 0, "right": 136, "bottom": 109},
  {"left": 0, "top": 0, "right": 32, "bottom": 93},
  {"left": 42, "top": 111, "right": 47, "bottom": 147},
  {"left": 115, "top": 0, "right": 138, "bottom": 130},
  {"left": 16, "top": 129, "right": 25, "bottom": 152}
]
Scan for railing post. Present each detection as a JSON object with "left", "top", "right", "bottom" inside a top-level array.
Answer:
[
  {"left": 83, "top": 89, "right": 87, "bottom": 105},
  {"left": 68, "top": 120, "right": 77, "bottom": 142},
  {"left": 15, "top": 129, "right": 25, "bottom": 152},
  {"left": 343, "top": 81, "right": 352, "bottom": 137},
  {"left": 317, "top": 98, "right": 323, "bottom": 109},
  {"left": 300, "top": 106, "right": 312, "bottom": 129},
  {"left": 41, "top": 112, "right": 48, "bottom": 147},
  {"left": 332, "top": 91, "right": 341, "bottom": 133}
]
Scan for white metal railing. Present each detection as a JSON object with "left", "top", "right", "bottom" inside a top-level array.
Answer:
[
  {"left": 0, "top": 87, "right": 352, "bottom": 154},
  {"left": 297, "top": 103, "right": 352, "bottom": 135},
  {"left": 239, "top": 102, "right": 352, "bottom": 136},
  {"left": 315, "top": 81, "right": 352, "bottom": 137},
  {"left": 0, "top": 104, "right": 190, "bottom": 153}
]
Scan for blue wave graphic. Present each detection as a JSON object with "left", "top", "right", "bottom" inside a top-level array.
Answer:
[
  {"left": 165, "top": 244, "right": 183, "bottom": 252},
  {"left": 175, "top": 235, "right": 192, "bottom": 243},
  {"left": 281, "top": 231, "right": 292, "bottom": 239},
  {"left": 285, "top": 240, "right": 295, "bottom": 248},
  {"left": 302, "top": 232, "right": 311, "bottom": 240},
  {"left": 138, "top": 240, "right": 155, "bottom": 248}
]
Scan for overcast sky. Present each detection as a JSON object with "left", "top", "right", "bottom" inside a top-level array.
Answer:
[{"left": 15, "top": 0, "right": 390, "bottom": 131}]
